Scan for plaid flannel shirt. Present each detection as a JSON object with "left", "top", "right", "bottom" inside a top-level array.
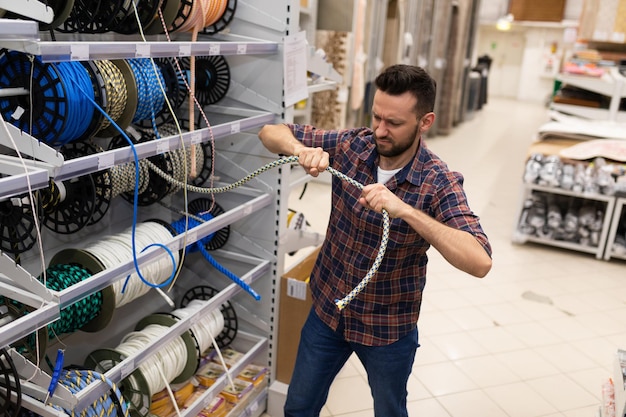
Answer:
[{"left": 286, "top": 124, "right": 492, "bottom": 346}]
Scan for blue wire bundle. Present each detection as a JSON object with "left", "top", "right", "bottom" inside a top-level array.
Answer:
[
  {"left": 171, "top": 213, "right": 261, "bottom": 300},
  {"left": 128, "top": 58, "right": 166, "bottom": 131},
  {"left": 54, "top": 62, "right": 95, "bottom": 145}
]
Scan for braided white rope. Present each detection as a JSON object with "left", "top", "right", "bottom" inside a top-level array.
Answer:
[
  {"left": 116, "top": 324, "right": 188, "bottom": 397},
  {"left": 147, "top": 155, "right": 390, "bottom": 310}
]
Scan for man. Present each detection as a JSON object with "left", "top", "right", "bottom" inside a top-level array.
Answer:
[{"left": 259, "top": 64, "right": 492, "bottom": 417}]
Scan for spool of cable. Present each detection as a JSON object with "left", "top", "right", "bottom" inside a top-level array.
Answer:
[
  {"left": 144, "top": 0, "right": 181, "bottom": 34},
  {"left": 49, "top": 247, "right": 114, "bottom": 332},
  {"left": 136, "top": 57, "right": 188, "bottom": 128},
  {"left": 180, "top": 285, "right": 237, "bottom": 348},
  {"left": 93, "top": 60, "right": 129, "bottom": 135},
  {"left": 0, "top": 194, "right": 37, "bottom": 256},
  {"left": 108, "top": 128, "right": 174, "bottom": 206},
  {"left": 39, "top": 175, "right": 97, "bottom": 235},
  {"left": 200, "top": 0, "right": 237, "bottom": 35},
  {"left": 85, "top": 323, "right": 190, "bottom": 417},
  {"left": 0, "top": 298, "right": 48, "bottom": 364},
  {"left": 54, "top": 369, "right": 128, "bottom": 417},
  {"left": 82, "top": 221, "right": 180, "bottom": 308},
  {"left": 60, "top": 141, "right": 113, "bottom": 227},
  {"left": 133, "top": 303, "right": 222, "bottom": 383},
  {"left": 127, "top": 58, "right": 166, "bottom": 128},
  {"left": 0, "top": 347, "right": 21, "bottom": 417},
  {"left": 190, "top": 55, "right": 230, "bottom": 106},
  {"left": 115, "top": 0, "right": 163, "bottom": 35},
  {"left": 98, "top": 59, "right": 137, "bottom": 137},
  {"left": 0, "top": 52, "right": 105, "bottom": 146},
  {"left": 41, "top": 264, "right": 103, "bottom": 338},
  {"left": 60, "top": 0, "right": 129, "bottom": 33}
]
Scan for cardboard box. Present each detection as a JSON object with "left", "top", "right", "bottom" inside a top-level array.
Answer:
[
  {"left": 509, "top": 0, "right": 565, "bottom": 22},
  {"left": 275, "top": 246, "right": 320, "bottom": 384}
]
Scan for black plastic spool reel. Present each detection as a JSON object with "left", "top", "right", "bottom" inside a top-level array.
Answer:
[
  {"left": 200, "top": 0, "right": 237, "bottom": 35},
  {"left": 0, "top": 194, "right": 37, "bottom": 255},
  {"left": 180, "top": 285, "right": 237, "bottom": 349}
]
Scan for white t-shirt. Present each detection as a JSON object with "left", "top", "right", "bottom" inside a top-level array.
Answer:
[{"left": 377, "top": 166, "right": 401, "bottom": 184}]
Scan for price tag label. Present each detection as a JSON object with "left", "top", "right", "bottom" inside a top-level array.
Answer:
[
  {"left": 156, "top": 141, "right": 169, "bottom": 154},
  {"left": 179, "top": 43, "right": 192, "bottom": 57},
  {"left": 136, "top": 43, "right": 151, "bottom": 58},
  {"left": 71, "top": 44, "right": 89, "bottom": 61},
  {"left": 237, "top": 44, "right": 247, "bottom": 54},
  {"left": 186, "top": 230, "right": 197, "bottom": 244},
  {"left": 230, "top": 121, "right": 240, "bottom": 134},
  {"left": 98, "top": 152, "right": 115, "bottom": 170},
  {"left": 191, "top": 132, "right": 202, "bottom": 144},
  {"left": 209, "top": 44, "right": 220, "bottom": 55}
]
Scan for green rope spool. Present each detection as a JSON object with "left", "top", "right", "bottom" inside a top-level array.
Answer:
[{"left": 41, "top": 264, "right": 103, "bottom": 339}]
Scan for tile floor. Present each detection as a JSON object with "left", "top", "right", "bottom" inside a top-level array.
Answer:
[{"left": 276, "top": 97, "right": 626, "bottom": 417}]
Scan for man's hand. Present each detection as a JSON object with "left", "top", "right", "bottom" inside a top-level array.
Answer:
[
  {"left": 359, "top": 183, "right": 409, "bottom": 218},
  {"left": 295, "top": 146, "right": 330, "bottom": 177}
]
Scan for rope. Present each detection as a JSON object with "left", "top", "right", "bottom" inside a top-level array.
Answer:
[
  {"left": 54, "top": 369, "right": 128, "bottom": 417},
  {"left": 53, "top": 62, "right": 95, "bottom": 145},
  {"left": 84, "top": 221, "right": 179, "bottom": 308},
  {"left": 94, "top": 60, "right": 128, "bottom": 134},
  {"left": 170, "top": 212, "right": 260, "bottom": 300},
  {"left": 41, "top": 264, "right": 102, "bottom": 338},
  {"left": 149, "top": 155, "right": 390, "bottom": 310},
  {"left": 128, "top": 58, "right": 165, "bottom": 127}
]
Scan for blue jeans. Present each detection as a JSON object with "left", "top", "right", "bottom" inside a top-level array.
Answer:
[{"left": 284, "top": 308, "right": 419, "bottom": 417}]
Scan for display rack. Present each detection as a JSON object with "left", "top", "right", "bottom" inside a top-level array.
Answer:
[
  {"left": 512, "top": 184, "right": 616, "bottom": 259},
  {"left": 551, "top": 67, "right": 626, "bottom": 122},
  {"left": 604, "top": 197, "right": 626, "bottom": 261},
  {"left": 0, "top": 1, "right": 305, "bottom": 416}
]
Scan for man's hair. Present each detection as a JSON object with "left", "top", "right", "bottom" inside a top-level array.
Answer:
[{"left": 374, "top": 64, "right": 437, "bottom": 117}]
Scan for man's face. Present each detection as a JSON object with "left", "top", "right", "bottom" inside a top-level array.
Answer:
[{"left": 371, "top": 90, "right": 421, "bottom": 158}]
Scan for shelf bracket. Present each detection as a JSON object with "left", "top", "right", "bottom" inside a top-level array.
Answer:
[
  {"left": 0, "top": 251, "right": 55, "bottom": 304},
  {"left": 8, "top": 349, "right": 77, "bottom": 411},
  {"left": 0, "top": 0, "right": 54, "bottom": 23},
  {"left": 0, "top": 123, "right": 64, "bottom": 167}
]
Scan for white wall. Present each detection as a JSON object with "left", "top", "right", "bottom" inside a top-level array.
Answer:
[{"left": 475, "top": 0, "right": 583, "bottom": 102}]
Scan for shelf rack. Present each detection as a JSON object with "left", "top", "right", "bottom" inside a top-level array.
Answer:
[
  {"left": 604, "top": 197, "right": 626, "bottom": 261},
  {"left": 512, "top": 184, "right": 616, "bottom": 259},
  {"left": 552, "top": 67, "right": 626, "bottom": 122}
]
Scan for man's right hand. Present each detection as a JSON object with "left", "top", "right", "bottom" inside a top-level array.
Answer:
[{"left": 294, "top": 146, "right": 330, "bottom": 177}]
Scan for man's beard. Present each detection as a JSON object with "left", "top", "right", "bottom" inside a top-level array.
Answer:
[{"left": 374, "top": 125, "right": 420, "bottom": 158}]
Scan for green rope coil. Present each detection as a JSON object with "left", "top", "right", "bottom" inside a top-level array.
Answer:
[{"left": 42, "top": 264, "right": 103, "bottom": 338}]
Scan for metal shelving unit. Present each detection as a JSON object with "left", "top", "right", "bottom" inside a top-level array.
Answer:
[
  {"left": 0, "top": 1, "right": 303, "bottom": 416},
  {"left": 512, "top": 184, "right": 616, "bottom": 259},
  {"left": 604, "top": 197, "right": 626, "bottom": 261}
]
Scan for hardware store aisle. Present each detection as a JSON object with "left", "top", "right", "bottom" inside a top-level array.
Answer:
[{"left": 276, "top": 97, "right": 626, "bottom": 417}]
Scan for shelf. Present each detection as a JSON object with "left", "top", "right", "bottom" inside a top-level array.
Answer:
[
  {"left": 604, "top": 197, "right": 626, "bottom": 261},
  {"left": 0, "top": 110, "right": 275, "bottom": 200},
  {"left": 556, "top": 69, "right": 625, "bottom": 98},
  {"left": 0, "top": 38, "right": 279, "bottom": 63},
  {"left": 513, "top": 184, "right": 616, "bottom": 259},
  {"left": 549, "top": 103, "right": 626, "bottom": 123}
]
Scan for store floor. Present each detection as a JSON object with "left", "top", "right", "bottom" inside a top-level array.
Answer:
[{"left": 273, "top": 97, "right": 626, "bottom": 417}]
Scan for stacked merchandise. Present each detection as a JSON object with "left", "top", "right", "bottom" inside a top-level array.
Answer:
[
  {"left": 311, "top": 30, "right": 349, "bottom": 130},
  {"left": 150, "top": 347, "right": 268, "bottom": 417}
]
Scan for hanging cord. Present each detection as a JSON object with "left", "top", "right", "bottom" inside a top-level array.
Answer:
[
  {"left": 170, "top": 211, "right": 260, "bottom": 300},
  {"left": 148, "top": 155, "right": 390, "bottom": 310}
]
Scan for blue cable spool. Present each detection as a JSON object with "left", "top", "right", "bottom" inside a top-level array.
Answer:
[
  {"left": 127, "top": 58, "right": 166, "bottom": 131},
  {"left": 0, "top": 51, "right": 105, "bottom": 146}
]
